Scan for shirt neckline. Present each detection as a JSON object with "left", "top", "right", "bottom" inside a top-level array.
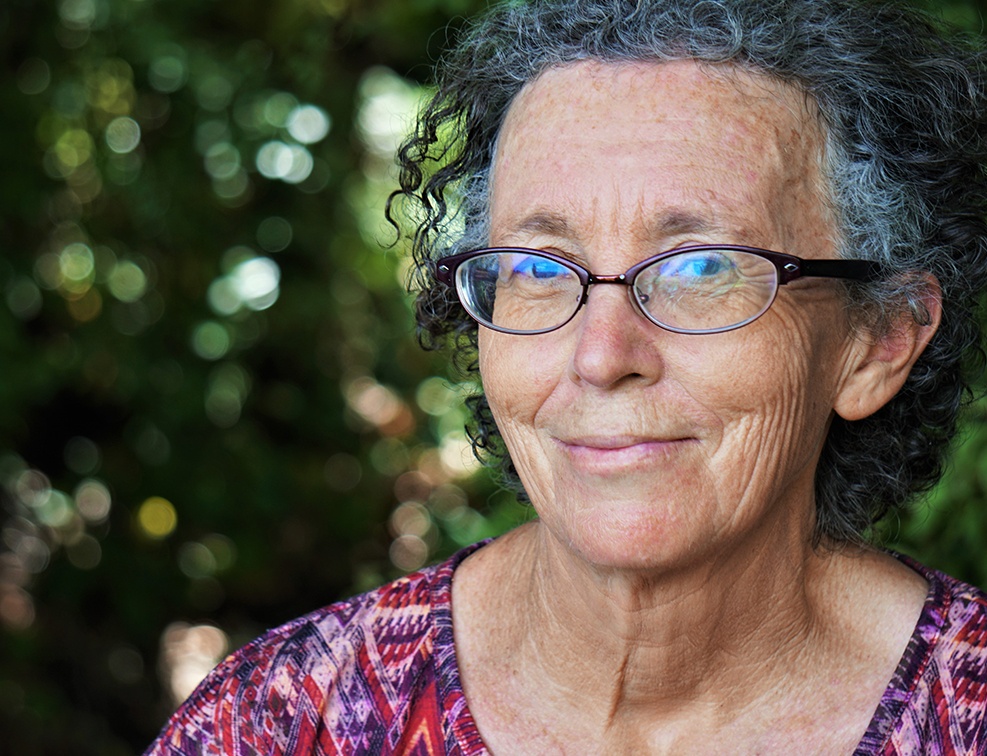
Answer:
[
  {"left": 428, "top": 541, "right": 949, "bottom": 756},
  {"left": 852, "top": 552, "right": 950, "bottom": 754}
]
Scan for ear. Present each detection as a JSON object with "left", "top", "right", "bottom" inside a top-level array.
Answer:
[{"left": 833, "top": 275, "right": 942, "bottom": 422}]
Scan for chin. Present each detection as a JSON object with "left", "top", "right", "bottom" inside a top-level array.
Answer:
[{"left": 553, "top": 503, "right": 708, "bottom": 574}]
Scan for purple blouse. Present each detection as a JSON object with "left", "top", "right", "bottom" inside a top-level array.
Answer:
[{"left": 146, "top": 542, "right": 987, "bottom": 755}]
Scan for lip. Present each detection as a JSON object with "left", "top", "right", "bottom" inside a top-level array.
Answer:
[{"left": 553, "top": 434, "right": 696, "bottom": 473}]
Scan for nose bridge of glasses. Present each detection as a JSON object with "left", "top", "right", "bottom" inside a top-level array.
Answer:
[
  {"left": 577, "top": 272, "right": 654, "bottom": 328},
  {"left": 580, "top": 272, "right": 634, "bottom": 312},
  {"left": 586, "top": 273, "right": 630, "bottom": 286}
]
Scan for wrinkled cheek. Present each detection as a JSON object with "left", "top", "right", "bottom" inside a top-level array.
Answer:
[
  {"left": 709, "top": 386, "right": 827, "bottom": 517},
  {"left": 478, "top": 333, "right": 559, "bottom": 494}
]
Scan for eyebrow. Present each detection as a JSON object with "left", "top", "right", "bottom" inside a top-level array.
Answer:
[
  {"left": 504, "top": 208, "right": 717, "bottom": 243},
  {"left": 646, "top": 210, "right": 715, "bottom": 239},
  {"left": 509, "top": 211, "right": 572, "bottom": 238}
]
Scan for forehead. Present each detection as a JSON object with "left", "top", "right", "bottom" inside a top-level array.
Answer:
[{"left": 490, "top": 60, "right": 831, "bottom": 252}]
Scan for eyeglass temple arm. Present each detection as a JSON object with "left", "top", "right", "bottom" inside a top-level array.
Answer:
[{"left": 789, "top": 259, "right": 885, "bottom": 284}]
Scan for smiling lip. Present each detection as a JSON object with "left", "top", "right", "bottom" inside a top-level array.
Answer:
[{"left": 553, "top": 434, "right": 695, "bottom": 471}]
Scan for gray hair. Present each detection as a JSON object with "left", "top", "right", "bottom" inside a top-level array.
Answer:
[{"left": 390, "top": 0, "right": 987, "bottom": 543}]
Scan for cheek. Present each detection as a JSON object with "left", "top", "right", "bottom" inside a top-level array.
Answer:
[
  {"left": 478, "top": 331, "right": 572, "bottom": 505},
  {"left": 478, "top": 330, "right": 562, "bottom": 426},
  {"left": 697, "top": 316, "right": 848, "bottom": 476}
]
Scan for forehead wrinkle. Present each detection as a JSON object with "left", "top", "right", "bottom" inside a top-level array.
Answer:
[{"left": 492, "top": 59, "right": 836, "bottom": 260}]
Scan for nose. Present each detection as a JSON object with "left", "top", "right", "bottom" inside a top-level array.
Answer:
[{"left": 567, "top": 282, "right": 666, "bottom": 389}]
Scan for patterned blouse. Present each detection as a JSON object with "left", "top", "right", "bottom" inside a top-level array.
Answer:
[{"left": 145, "top": 541, "right": 987, "bottom": 755}]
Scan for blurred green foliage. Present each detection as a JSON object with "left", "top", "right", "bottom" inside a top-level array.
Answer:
[{"left": 1, "top": 0, "right": 986, "bottom": 753}]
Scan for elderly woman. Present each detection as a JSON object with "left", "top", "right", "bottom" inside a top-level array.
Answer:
[{"left": 147, "top": 0, "right": 987, "bottom": 753}]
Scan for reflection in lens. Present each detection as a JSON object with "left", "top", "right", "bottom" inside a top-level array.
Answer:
[
  {"left": 458, "top": 252, "right": 580, "bottom": 333},
  {"left": 635, "top": 249, "right": 776, "bottom": 332}
]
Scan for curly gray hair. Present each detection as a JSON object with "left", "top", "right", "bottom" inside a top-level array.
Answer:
[{"left": 389, "top": 0, "right": 987, "bottom": 543}]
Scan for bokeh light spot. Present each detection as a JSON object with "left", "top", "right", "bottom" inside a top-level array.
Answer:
[
  {"left": 59, "top": 0, "right": 97, "bottom": 29},
  {"left": 59, "top": 242, "right": 94, "bottom": 290},
  {"left": 191, "top": 321, "right": 232, "bottom": 361},
  {"left": 66, "top": 534, "right": 102, "bottom": 570},
  {"left": 178, "top": 541, "right": 217, "bottom": 579},
  {"left": 65, "top": 437, "right": 101, "bottom": 475},
  {"left": 106, "top": 151, "right": 143, "bottom": 185},
  {"left": 86, "top": 59, "right": 136, "bottom": 116},
  {"left": 160, "top": 623, "right": 228, "bottom": 707},
  {"left": 52, "top": 80, "right": 87, "bottom": 117},
  {"left": 34, "top": 253, "right": 63, "bottom": 290},
  {"left": 149, "top": 53, "right": 187, "bottom": 93},
  {"left": 286, "top": 104, "right": 331, "bottom": 144},
  {"left": 256, "top": 217, "right": 292, "bottom": 252},
  {"left": 7, "top": 528, "right": 51, "bottom": 574},
  {"left": 195, "top": 75, "right": 234, "bottom": 111},
  {"left": 137, "top": 496, "right": 177, "bottom": 539},
  {"left": 369, "top": 437, "right": 410, "bottom": 476},
  {"left": 35, "top": 490, "right": 74, "bottom": 528},
  {"left": 390, "top": 501, "right": 432, "bottom": 539},
  {"left": 438, "top": 430, "right": 481, "bottom": 480},
  {"left": 206, "top": 278, "right": 240, "bottom": 316},
  {"left": 415, "top": 377, "right": 460, "bottom": 416},
  {"left": 389, "top": 534, "right": 428, "bottom": 572},
  {"left": 194, "top": 119, "right": 229, "bottom": 155},
  {"left": 357, "top": 67, "right": 422, "bottom": 158},
  {"left": 5, "top": 278, "right": 43, "bottom": 320},
  {"left": 262, "top": 92, "right": 298, "bottom": 127},
  {"left": 105, "top": 117, "right": 141, "bottom": 154},
  {"left": 212, "top": 170, "right": 251, "bottom": 204},
  {"left": 204, "top": 142, "right": 240, "bottom": 180},
  {"left": 343, "top": 368, "right": 408, "bottom": 430},
  {"left": 255, "top": 141, "right": 313, "bottom": 184},
  {"left": 204, "top": 364, "right": 250, "bottom": 428},
  {"left": 66, "top": 288, "right": 102, "bottom": 322},
  {"left": 14, "top": 469, "right": 51, "bottom": 507},
  {"left": 17, "top": 58, "right": 51, "bottom": 95},
  {"left": 54, "top": 128, "right": 95, "bottom": 171},
  {"left": 107, "top": 260, "right": 147, "bottom": 302},
  {"left": 232, "top": 257, "right": 280, "bottom": 311},
  {"left": 74, "top": 479, "right": 111, "bottom": 523},
  {"left": 0, "top": 588, "right": 36, "bottom": 631},
  {"left": 201, "top": 533, "right": 236, "bottom": 571}
]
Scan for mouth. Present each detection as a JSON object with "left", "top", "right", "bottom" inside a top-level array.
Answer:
[{"left": 553, "top": 434, "right": 697, "bottom": 472}]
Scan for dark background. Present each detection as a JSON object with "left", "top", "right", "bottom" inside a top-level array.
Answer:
[{"left": 2, "top": 0, "right": 986, "bottom": 752}]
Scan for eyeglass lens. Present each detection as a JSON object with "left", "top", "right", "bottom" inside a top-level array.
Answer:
[{"left": 454, "top": 249, "right": 781, "bottom": 334}]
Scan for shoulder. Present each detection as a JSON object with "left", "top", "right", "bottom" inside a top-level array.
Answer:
[
  {"left": 923, "top": 567, "right": 987, "bottom": 699},
  {"left": 885, "top": 558, "right": 987, "bottom": 755},
  {"left": 911, "top": 561, "right": 987, "bottom": 669},
  {"left": 144, "top": 542, "right": 487, "bottom": 755}
]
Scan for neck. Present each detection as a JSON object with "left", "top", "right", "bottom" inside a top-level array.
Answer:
[
  {"left": 465, "top": 514, "right": 848, "bottom": 716},
  {"left": 451, "top": 515, "right": 927, "bottom": 753}
]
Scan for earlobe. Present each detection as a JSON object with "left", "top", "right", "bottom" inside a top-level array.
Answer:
[{"left": 833, "top": 276, "right": 942, "bottom": 422}]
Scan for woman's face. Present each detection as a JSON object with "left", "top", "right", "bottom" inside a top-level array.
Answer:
[{"left": 479, "top": 60, "right": 869, "bottom": 571}]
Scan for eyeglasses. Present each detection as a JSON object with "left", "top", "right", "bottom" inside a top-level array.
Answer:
[{"left": 435, "top": 245, "right": 884, "bottom": 335}]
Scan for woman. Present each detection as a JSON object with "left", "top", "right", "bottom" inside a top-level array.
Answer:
[{"left": 147, "top": 0, "right": 987, "bottom": 753}]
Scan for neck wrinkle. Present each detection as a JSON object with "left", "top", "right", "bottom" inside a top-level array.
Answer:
[{"left": 517, "top": 519, "right": 826, "bottom": 717}]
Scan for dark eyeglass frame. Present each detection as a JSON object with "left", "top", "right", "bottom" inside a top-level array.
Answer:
[{"left": 434, "top": 245, "right": 885, "bottom": 335}]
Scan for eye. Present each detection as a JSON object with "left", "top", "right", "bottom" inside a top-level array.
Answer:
[
  {"left": 658, "top": 250, "right": 738, "bottom": 280},
  {"left": 511, "top": 254, "right": 570, "bottom": 280}
]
